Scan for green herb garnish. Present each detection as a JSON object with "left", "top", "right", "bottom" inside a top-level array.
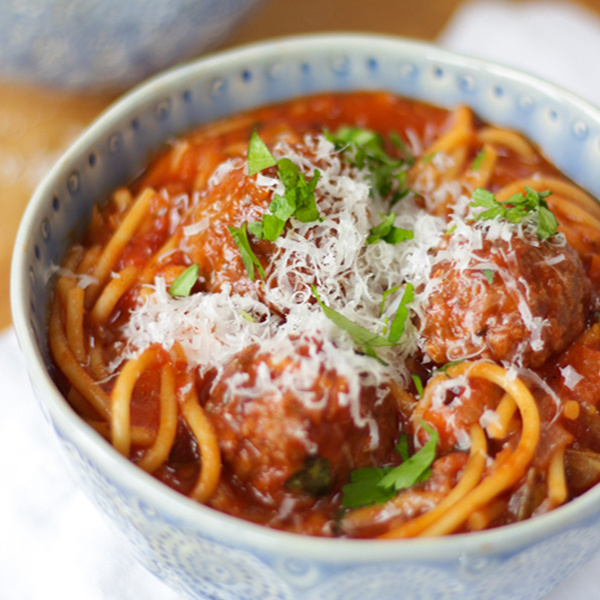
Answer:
[
  {"left": 312, "top": 281, "right": 413, "bottom": 361},
  {"left": 412, "top": 374, "right": 424, "bottom": 398},
  {"left": 168, "top": 264, "right": 199, "bottom": 297},
  {"left": 276, "top": 158, "right": 321, "bottom": 224},
  {"left": 342, "top": 421, "right": 438, "bottom": 508},
  {"left": 482, "top": 269, "right": 495, "bottom": 284},
  {"left": 240, "top": 310, "right": 254, "bottom": 322},
  {"left": 366, "top": 212, "right": 414, "bottom": 245},
  {"left": 388, "top": 283, "right": 414, "bottom": 343},
  {"left": 390, "top": 132, "right": 415, "bottom": 165},
  {"left": 379, "top": 285, "right": 402, "bottom": 317},
  {"left": 341, "top": 467, "right": 397, "bottom": 508},
  {"left": 326, "top": 126, "right": 412, "bottom": 202},
  {"left": 470, "top": 150, "right": 486, "bottom": 172},
  {"left": 397, "top": 434, "right": 410, "bottom": 461},
  {"left": 247, "top": 130, "right": 277, "bottom": 176},
  {"left": 432, "top": 359, "right": 467, "bottom": 378},
  {"left": 285, "top": 456, "right": 332, "bottom": 497},
  {"left": 470, "top": 186, "right": 558, "bottom": 240},
  {"left": 311, "top": 285, "right": 395, "bottom": 351},
  {"left": 246, "top": 136, "right": 322, "bottom": 243},
  {"left": 228, "top": 222, "right": 265, "bottom": 281}
]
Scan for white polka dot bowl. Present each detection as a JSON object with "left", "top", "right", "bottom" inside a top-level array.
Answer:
[
  {"left": 12, "top": 34, "right": 600, "bottom": 600},
  {"left": 0, "top": 0, "right": 264, "bottom": 91}
]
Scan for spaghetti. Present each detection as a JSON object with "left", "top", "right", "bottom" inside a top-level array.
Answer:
[{"left": 49, "top": 92, "right": 600, "bottom": 537}]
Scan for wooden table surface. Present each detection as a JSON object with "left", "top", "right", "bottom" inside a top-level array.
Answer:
[{"left": 1, "top": 0, "right": 598, "bottom": 331}]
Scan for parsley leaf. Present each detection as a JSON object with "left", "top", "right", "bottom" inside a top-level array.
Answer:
[
  {"left": 247, "top": 130, "right": 277, "bottom": 176},
  {"left": 312, "top": 282, "right": 413, "bottom": 362},
  {"left": 432, "top": 359, "right": 466, "bottom": 378},
  {"left": 390, "top": 132, "right": 415, "bottom": 165},
  {"left": 397, "top": 434, "right": 410, "bottom": 461},
  {"left": 367, "top": 213, "right": 414, "bottom": 245},
  {"left": 378, "top": 421, "right": 438, "bottom": 491},
  {"left": 326, "top": 126, "right": 412, "bottom": 203},
  {"left": 246, "top": 136, "right": 322, "bottom": 243},
  {"left": 379, "top": 285, "right": 402, "bottom": 317},
  {"left": 470, "top": 188, "right": 506, "bottom": 221},
  {"left": 168, "top": 264, "right": 199, "bottom": 297},
  {"left": 470, "top": 186, "right": 558, "bottom": 240},
  {"left": 341, "top": 421, "right": 438, "bottom": 508},
  {"left": 269, "top": 191, "right": 297, "bottom": 222},
  {"left": 471, "top": 150, "right": 486, "bottom": 171},
  {"left": 341, "top": 467, "right": 396, "bottom": 508},
  {"left": 228, "top": 222, "right": 265, "bottom": 281},
  {"left": 388, "top": 283, "right": 414, "bottom": 343},
  {"left": 311, "top": 285, "right": 395, "bottom": 350},
  {"left": 262, "top": 214, "right": 286, "bottom": 241},
  {"left": 411, "top": 373, "right": 424, "bottom": 398},
  {"left": 247, "top": 220, "right": 264, "bottom": 239},
  {"left": 482, "top": 269, "right": 495, "bottom": 284}
]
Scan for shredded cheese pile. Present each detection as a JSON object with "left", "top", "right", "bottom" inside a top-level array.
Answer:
[
  {"left": 119, "top": 134, "right": 447, "bottom": 430},
  {"left": 117, "top": 132, "right": 571, "bottom": 439}
]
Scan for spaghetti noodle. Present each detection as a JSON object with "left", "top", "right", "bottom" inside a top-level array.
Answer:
[{"left": 48, "top": 92, "right": 600, "bottom": 537}]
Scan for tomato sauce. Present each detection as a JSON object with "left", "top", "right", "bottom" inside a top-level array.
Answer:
[{"left": 52, "top": 92, "right": 600, "bottom": 537}]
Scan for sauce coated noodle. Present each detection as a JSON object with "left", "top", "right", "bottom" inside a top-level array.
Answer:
[{"left": 50, "top": 92, "right": 600, "bottom": 538}]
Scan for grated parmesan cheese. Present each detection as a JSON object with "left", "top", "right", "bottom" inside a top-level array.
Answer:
[{"left": 560, "top": 365, "right": 584, "bottom": 390}]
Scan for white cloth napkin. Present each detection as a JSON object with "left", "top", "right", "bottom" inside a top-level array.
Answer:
[
  {"left": 0, "top": 329, "right": 182, "bottom": 600},
  {"left": 440, "top": 0, "right": 600, "bottom": 108},
  {"left": 5, "top": 2, "right": 600, "bottom": 598}
]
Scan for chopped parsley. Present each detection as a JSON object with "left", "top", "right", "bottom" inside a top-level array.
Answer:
[
  {"left": 482, "top": 269, "right": 495, "bottom": 284},
  {"left": 379, "top": 285, "right": 402, "bottom": 317},
  {"left": 342, "top": 421, "right": 438, "bottom": 508},
  {"left": 366, "top": 212, "right": 414, "bottom": 245},
  {"left": 432, "top": 359, "right": 466, "bottom": 378},
  {"left": 326, "top": 126, "right": 412, "bottom": 204},
  {"left": 228, "top": 222, "right": 265, "bottom": 281},
  {"left": 470, "top": 149, "right": 486, "bottom": 171},
  {"left": 168, "top": 264, "right": 199, "bottom": 297},
  {"left": 285, "top": 456, "right": 332, "bottom": 497},
  {"left": 312, "top": 282, "right": 414, "bottom": 361},
  {"left": 311, "top": 285, "right": 396, "bottom": 353},
  {"left": 397, "top": 433, "right": 410, "bottom": 461},
  {"left": 246, "top": 136, "right": 322, "bottom": 243},
  {"left": 411, "top": 373, "right": 424, "bottom": 398},
  {"left": 388, "top": 283, "right": 414, "bottom": 343},
  {"left": 470, "top": 186, "right": 558, "bottom": 240},
  {"left": 247, "top": 130, "right": 277, "bottom": 176}
]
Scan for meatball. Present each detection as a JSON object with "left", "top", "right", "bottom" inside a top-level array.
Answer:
[
  {"left": 205, "top": 343, "right": 399, "bottom": 507},
  {"left": 184, "top": 167, "right": 275, "bottom": 296},
  {"left": 420, "top": 227, "right": 590, "bottom": 368}
]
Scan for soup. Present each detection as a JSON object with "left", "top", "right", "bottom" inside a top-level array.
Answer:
[{"left": 48, "top": 92, "right": 600, "bottom": 538}]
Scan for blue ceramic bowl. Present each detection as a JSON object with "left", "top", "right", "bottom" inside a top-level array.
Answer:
[
  {"left": 0, "top": 0, "right": 264, "bottom": 91},
  {"left": 12, "top": 35, "right": 600, "bottom": 600}
]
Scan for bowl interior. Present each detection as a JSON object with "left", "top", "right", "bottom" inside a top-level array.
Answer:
[{"left": 12, "top": 33, "right": 600, "bottom": 566}]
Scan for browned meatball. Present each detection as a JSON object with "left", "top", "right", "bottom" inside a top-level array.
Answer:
[
  {"left": 420, "top": 228, "right": 590, "bottom": 368},
  {"left": 184, "top": 168, "right": 274, "bottom": 296},
  {"left": 205, "top": 343, "right": 399, "bottom": 507}
]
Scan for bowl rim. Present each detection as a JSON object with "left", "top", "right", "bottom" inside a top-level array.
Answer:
[{"left": 12, "top": 31, "right": 600, "bottom": 563}]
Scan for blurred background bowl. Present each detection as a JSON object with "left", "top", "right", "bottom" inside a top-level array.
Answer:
[
  {"left": 12, "top": 33, "right": 600, "bottom": 600},
  {"left": 0, "top": 0, "right": 265, "bottom": 91}
]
